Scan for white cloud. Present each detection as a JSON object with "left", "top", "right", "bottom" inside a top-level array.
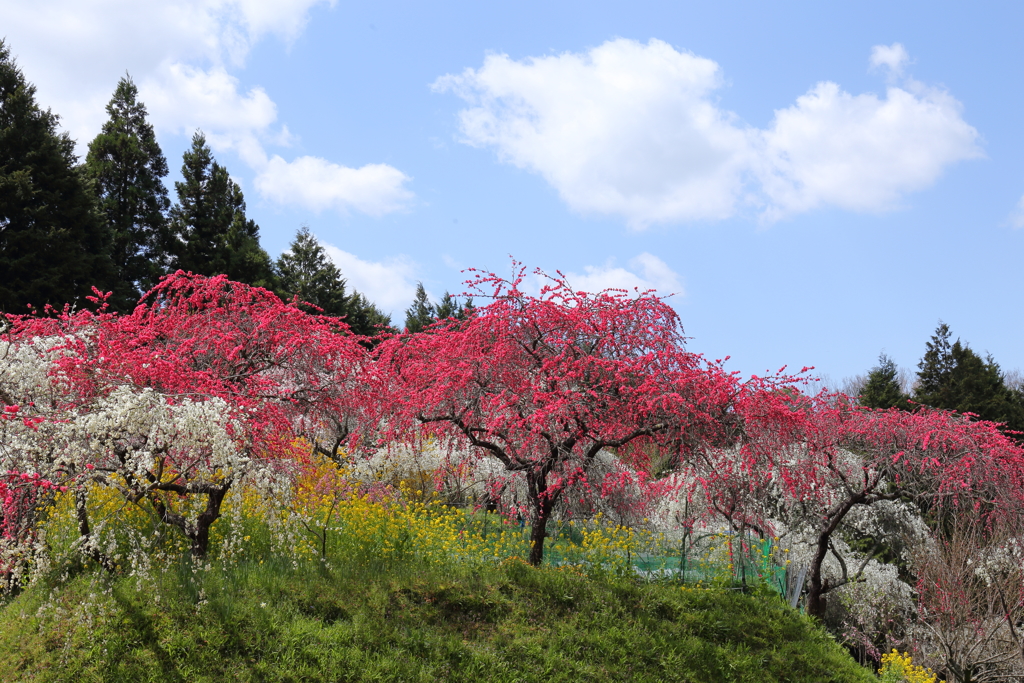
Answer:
[
  {"left": 870, "top": 43, "right": 910, "bottom": 76},
  {"left": 226, "top": 0, "right": 336, "bottom": 53},
  {"left": 140, "top": 65, "right": 415, "bottom": 216},
  {"left": 140, "top": 63, "right": 281, "bottom": 164},
  {"left": 756, "top": 82, "right": 982, "bottom": 220},
  {"left": 1009, "top": 195, "right": 1024, "bottom": 229},
  {"left": 320, "top": 244, "right": 419, "bottom": 315},
  {"left": 434, "top": 39, "right": 751, "bottom": 228},
  {"left": 436, "top": 39, "right": 981, "bottom": 227},
  {"left": 2, "top": 0, "right": 413, "bottom": 217},
  {"left": 562, "top": 253, "right": 683, "bottom": 296},
  {"left": 255, "top": 156, "right": 414, "bottom": 216},
  {"left": 1, "top": 0, "right": 330, "bottom": 145}
]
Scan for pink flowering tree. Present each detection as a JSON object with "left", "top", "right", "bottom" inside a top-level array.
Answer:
[
  {"left": 0, "top": 467, "right": 66, "bottom": 589},
  {"left": 692, "top": 389, "right": 1024, "bottom": 621},
  {"left": 373, "top": 264, "right": 742, "bottom": 565},
  {"left": 0, "top": 273, "right": 368, "bottom": 564}
]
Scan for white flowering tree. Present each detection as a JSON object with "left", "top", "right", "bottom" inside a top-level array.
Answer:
[{"left": 0, "top": 273, "right": 368, "bottom": 578}]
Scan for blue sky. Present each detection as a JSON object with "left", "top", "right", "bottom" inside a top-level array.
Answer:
[{"left": 4, "top": 1, "right": 1023, "bottom": 386}]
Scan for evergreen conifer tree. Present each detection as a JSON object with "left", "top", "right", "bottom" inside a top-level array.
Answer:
[
  {"left": 167, "top": 131, "right": 275, "bottom": 288},
  {"left": 344, "top": 291, "right": 393, "bottom": 338},
  {"left": 459, "top": 296, "right": 475, "bottom": 320},
  {"left": 224, "top": 183, "right": 276, "bottom": 290},
  {"left": 914, "top": 323, "right": 1024, "bottom": 436},
  {"left": 916, "top": 323, "right": 955, "bottom": 403},
  {"left": 404, "top": 282, "right": 435, "bottom": 333},
  {"left": 84, "top": 75, "right": 170, "bottom": 310},
  {"left": 0, "top": 40, "right": 112, "bottom": 313},
  {"left": 859, "top": 353, "right": 911, "bottom": 410},
  {"left": 434, "top": 292, "right": 459, "bottom": 321},
  {"left": 276, "top": 225, "right": 348, "bottom": 316},
  {"left": 435, "top": 291, "right": 474, "bottom": 322},
  {"left": 275, "top": 226, "right": 392, "bottom": 337}
]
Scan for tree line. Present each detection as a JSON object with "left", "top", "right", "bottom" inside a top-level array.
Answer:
[
  {"left": 1, "top": 39, "right": 464, "bottom": 336},
  {"left": 856, "top": 322, "right": 1024, "bottom": 438}
]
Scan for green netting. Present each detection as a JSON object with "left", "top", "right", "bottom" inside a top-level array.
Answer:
[{"left": 538, "top": 525, "right": 792, "bottom": 596}]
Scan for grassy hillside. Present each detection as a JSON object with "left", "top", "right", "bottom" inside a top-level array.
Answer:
[{"left": 0, "top": 557, "right": 875, "bottom": 683}]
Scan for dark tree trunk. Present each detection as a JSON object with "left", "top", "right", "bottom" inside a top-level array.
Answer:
[
  {"left": 526, "top": 469, "right": 556, "bottom": 566},
  {"left": 150, "top": 484, "right": 230, "bottom": 559},
  {"left": 806, "top": 574, "right": 828, "bottom": 620},
  {"left": 528, "top": 507, "right": 551, "bottom": 566},
  {"left": 806, "top": 522, "right": 836, "bottom": 620},
  {"left": 190, "top": 486, "right": 228, "bottom": 558},
  {"left": 806, "top": 494, "right": 868, "bottom": 620}
]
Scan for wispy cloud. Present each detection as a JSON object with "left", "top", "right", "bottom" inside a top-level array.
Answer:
[
  {"left": 140, "top": 62, "right": 282, "bottom": 166},
  {"left": 1009, "top": 194, "right": 1024, "bottom": 229},
  {"left": 869, "top": 42, "right": 911, "bottom": 77},
  {"left": 562, "top": 253, "right": 684, "bottom": 296}
]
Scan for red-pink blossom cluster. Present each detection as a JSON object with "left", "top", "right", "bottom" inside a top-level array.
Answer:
[
  {"left": 3, "top": 265, "right": 1024, "bottom": 615},
  {"left": 1, "top": 272, "right": 370, "bottom": 560}
]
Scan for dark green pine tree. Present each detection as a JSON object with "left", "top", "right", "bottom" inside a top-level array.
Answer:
[
  {"left": 224, "top": 183, "right": 276, "bottom": 290},
  {"left": 276, "top": 225, "right": 349, "bottom": 316},
  {"left": 459, "top": 296, "right": 475, "bottom": 320},
  {"left": 84, "top": 75, "right": 171, "bottom": 310},
  {"left": 434, "top": 291, "right": 459, "bottom": 321},
  {"left": 275, "top": 225, "right": 392, "bottom": 338},
  {"left": 167, "top": 132, "right": 227, "bottom": 274},
  {"left": 167, "top": 131, "right": 275, "bottom": 288},
  {"left": 859, "top": 353, "right": 911, "bottom": 410},
  {"left": 434, "top": 291, "right": 474, "bottom": 322},
  {"left": 344, "top": 291, "right": 394, "bottom": 338},
  {"left": 0, "top": 40, "right": 112, "bottom": 313},
  {"left": 915, "top": 322, "right": 955, "bottom": 405},
  {"left": 914, "top": 323, "right": 1024, "bottom": 436},
  {"left": 404, "top": 282, "right": 435, "bottom": 333}
]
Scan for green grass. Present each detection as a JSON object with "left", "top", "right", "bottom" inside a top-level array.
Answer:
[{"left": 0, "top": 556, "right": 875, "bottom": 683}]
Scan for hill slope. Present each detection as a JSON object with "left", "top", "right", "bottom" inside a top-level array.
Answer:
[{"left": 0, "top": 559, "right": 874, "bottom": 682}]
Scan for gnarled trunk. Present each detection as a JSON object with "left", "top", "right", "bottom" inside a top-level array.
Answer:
[
  {"left": 190, "top": 486, "right": 228, "bottom": 558},
  {"left": 806, "top": 494, "right": 866, "bottom": 620},
  {"left": 526, "top": 468, "right": 557, "bottom": 566},
  {"left": 150, "top": 483, "right": 230, "bottom": 558}
]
